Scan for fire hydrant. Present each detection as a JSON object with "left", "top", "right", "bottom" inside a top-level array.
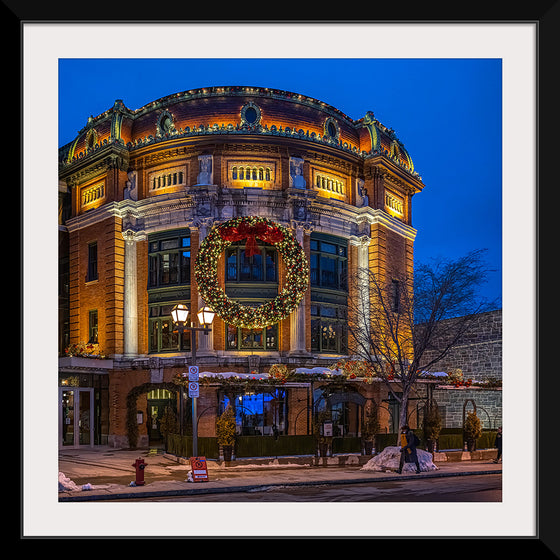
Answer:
[{"left": 132, "top": 457, "right": 146, "bottom": 486}]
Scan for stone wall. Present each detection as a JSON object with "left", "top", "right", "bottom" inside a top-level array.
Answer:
[
  {"left": 424, "top": 309, "right": 502, "bottom": 429},
  {"left": 423, "top": 309, "right": 502, "bottom": 383},
  {"left": 433, "top": 387, "right": 502, "bottom": 430}
]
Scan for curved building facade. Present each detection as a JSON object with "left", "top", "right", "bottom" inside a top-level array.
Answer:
[{"left": 58, "top": 86, "right": 426, "bottom": 451}]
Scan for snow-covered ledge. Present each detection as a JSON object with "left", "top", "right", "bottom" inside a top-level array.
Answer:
[{"left": 59, "top": 356, "right": 113, "bottom": 370}]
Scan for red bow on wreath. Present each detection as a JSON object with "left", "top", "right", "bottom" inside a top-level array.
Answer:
[{"left": 220, "top": 222, "right": 284, "bottom": 257}]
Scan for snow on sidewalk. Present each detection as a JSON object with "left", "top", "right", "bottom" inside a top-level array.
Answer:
[{"left": 361, "top": 446, "right": 438, "bottom": 472}]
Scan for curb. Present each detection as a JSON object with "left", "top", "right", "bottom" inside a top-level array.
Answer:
[{"left": 58, "top": 468, "right": 502, "bottom": 502}]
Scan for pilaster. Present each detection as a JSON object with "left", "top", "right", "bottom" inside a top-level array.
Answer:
[{"left": 122, "top": 229, "right": 146, "bottom": 356}]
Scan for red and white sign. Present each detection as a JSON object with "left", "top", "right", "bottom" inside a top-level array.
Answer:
[
  {"left": 190, "top": 456, "right": 209, "bottom": 482},
  {"left": 188, "top": 382, "right": 199, "bottom": 397}
]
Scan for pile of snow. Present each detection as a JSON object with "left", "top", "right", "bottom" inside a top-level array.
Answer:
[
  {"left": 418, "top": 371, "right": 448, "bottom": 378},
  {"left": 361, "top": 446, "right": 438, "bottom": 473},
  {"left": 295, "top": 367, "right": 342, "bottom": 375},
  {"left": 58, "top": 472, "right": 80, "bottom": 492},
  {"left": 58, "top": 473, "right": 95, "bottom": 492},
  {"left": 199, "top": 371, "right": 268, "bottom": 379}
]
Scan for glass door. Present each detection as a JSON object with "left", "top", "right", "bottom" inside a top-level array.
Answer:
[{"left": 59, "top": 387, "right": 94, "bottom": 448}]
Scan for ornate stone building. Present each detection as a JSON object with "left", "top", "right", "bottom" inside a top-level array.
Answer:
[{"left": 58, "top": 86, "right": 429, "bottom": 451}]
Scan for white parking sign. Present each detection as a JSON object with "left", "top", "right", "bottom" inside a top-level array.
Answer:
[{"left": 188, "top": 382, "right": 199, "bottom": 398}]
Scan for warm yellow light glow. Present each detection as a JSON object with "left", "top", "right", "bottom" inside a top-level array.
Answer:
[
  {"left": 171, "top": 303, "right": 189, "bottom": 325},
  {"left": 197, "top": 307, "right": 216, "bottom": 327}
]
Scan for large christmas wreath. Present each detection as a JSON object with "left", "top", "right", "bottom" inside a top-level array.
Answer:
[{"left": 195, "top": 216, "right": 309, "bottom": 329}]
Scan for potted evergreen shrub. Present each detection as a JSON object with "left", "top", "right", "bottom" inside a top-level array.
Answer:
[
  {"left": 422, "top": 403, "right": 442, "bottom": 455},
  {"left": 463, "top": 411, "right": 482, "bottom": 452},
  {"left": 361, "top": 406, "right": 380, "bottom": 455},
  {"left": 159, "top": 406, "right": 178, "bottom": 453},
  {"left": 216, "top": 404, "right": 236, "bottom": 461}
]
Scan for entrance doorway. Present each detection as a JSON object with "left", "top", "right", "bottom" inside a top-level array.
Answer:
[
  {"left": 146, "top": 389, "right": 177, "bottom": 446},
  {"left": 59, "top": 387, "right": 94, "bottom": 448}
]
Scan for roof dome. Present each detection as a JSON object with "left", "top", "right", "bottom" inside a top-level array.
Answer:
[{"left": 60, "top": 86, "right": 417, "bottom": 178}]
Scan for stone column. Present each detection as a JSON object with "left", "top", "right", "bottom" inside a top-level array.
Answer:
[
  {"left": 122, "top": 229, "right": 143, "bottom": 357},
  {"left": 289, "top": 222, "right": 308, "bottom": 355},
  {"left": 350, "top": 235, "right": 371, "bottom": 354}
]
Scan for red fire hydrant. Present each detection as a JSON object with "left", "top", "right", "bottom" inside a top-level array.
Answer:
[{"left": 132, "top": 457, "right": 146, "bottom": 486}]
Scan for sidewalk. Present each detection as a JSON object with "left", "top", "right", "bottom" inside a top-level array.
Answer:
[{"left": 58, "top": 446, "right": 502, "bottom": 502}]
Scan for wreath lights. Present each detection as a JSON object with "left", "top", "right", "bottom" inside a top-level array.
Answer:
[{"left": 195, "top": 216, "right": 309, "bottom": 329}]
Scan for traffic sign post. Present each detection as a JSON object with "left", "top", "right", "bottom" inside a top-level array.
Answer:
[
  {"left": 188, "top": 381, "right": 199, "bottom": 398},
  {"left": 183, "top": 367, "right": 200, "bottom": 456},
  {"left": 171, "top": 309, "right": 214, "bottom": 460}
]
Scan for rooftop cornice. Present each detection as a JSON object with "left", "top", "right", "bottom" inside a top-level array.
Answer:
[
  {"left": 59, "top": 86, "right": 422, "bottom": 182},
  {"left": 356, "top": 207, "right": 418, "bottom": 241}
]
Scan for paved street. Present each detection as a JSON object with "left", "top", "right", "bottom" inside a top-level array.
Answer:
[
  {"left": 58, "top": 446, "right": 502, "bottom": 503},
  {"left": 121, "top": 473, "right": 501, "bottom": 502}
]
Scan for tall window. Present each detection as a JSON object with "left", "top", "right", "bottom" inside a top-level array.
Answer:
[
  {"left": 88, "top": 309, "right": 98, "bottom": 344},
  {"left": 391, "top": 280, "right": 400, "bottom": 313},
  {"left": 87, "top": 242, "right": 98, "bottom": 281},
  {"left": 148, "top": 304, "right": 191, "bottom": 353},
  {"left": 310, "top": 304, "right": 348, "bottom": 354},
  {"left": 310, "top": 233, "right": 348, "bottom": 355},
  {"left": 310, "top": 237, "right": 347, "bottom": 291},
  {"left": 226, "top": 244, "right": 277, "bottom": 283},
  {"left": 224, "top": 242, "right": 279, "bottom": 352},
  {"left": 148, "top": 233, "right": 191, "bottom": 287},
  {"left": 147, "top": 229, "right": 192, "bottom": 354}
]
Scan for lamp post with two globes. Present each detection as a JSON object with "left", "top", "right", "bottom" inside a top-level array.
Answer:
[{"left": 171, "top": 304, "right": 215, "bottom": 458}]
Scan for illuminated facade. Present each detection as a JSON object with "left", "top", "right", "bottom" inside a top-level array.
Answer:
[{"left": 58, "top": 86, "right": 428, "bottom": 451}]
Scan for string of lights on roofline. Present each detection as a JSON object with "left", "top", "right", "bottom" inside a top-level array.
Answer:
[{"left": 60, "top": 86, "right": 421, "bottom": 180}]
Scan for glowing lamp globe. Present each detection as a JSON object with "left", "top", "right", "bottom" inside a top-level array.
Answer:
[
  {"left": 171, "top": 304, "right": 189, "bottom": 326},
  {"left": 197, "top": 307, "right": 215, "bottom": 327}
]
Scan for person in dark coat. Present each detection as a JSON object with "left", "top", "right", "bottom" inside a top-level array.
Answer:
[
  {"left": 493, "top": 427, "right": 502, "bottom": 463},
  {"left": 397, "top": 425, "right": 421, "bottom": 474}
]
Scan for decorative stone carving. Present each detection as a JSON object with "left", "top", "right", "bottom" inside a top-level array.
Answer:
[
  {"left": 356, "top": 178, "right": 368, "bottom": 207},
  {"left": 196, "top": 154, "right": 213, "bottom": 185},
  {"left": 124, "top": 170, "right": 138, "bottom": 201},
  {"left": 289, "top": 157, "right": 306, "bottom": 189}
]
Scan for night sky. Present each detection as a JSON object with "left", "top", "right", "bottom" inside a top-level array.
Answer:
[{"left": 58, "top": 57, "right": 502, "bottom": 305}]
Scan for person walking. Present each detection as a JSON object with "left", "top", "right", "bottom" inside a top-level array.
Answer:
[
  {"left": 493, "top": 427, "right": 502, "bottom": 463},
  {"left": 397, "top": 424, "right": 421, "bottom": 474}
]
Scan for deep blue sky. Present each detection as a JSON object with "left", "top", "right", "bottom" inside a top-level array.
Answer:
[{"left": 59, "top": 58, "right": 502, "bottom": 305}]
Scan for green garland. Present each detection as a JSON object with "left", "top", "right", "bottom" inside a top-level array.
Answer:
[{"left": 195, "top": 216, "right": 309, "bottom": 329}]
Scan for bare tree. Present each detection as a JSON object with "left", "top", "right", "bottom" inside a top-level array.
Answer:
[{"left": 346, "top": 249, "right": 498, "bottom": 433}]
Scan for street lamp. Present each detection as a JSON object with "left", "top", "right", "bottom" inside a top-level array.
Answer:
[
  {"left": 197, "top": 306, "right": 216, "bottom": 330},
  {"left": 171, "top": 303, "right": 215, "bottom": 458},
  {"left": 170, "top": 303, "right": 189, "bottom": 325}
]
